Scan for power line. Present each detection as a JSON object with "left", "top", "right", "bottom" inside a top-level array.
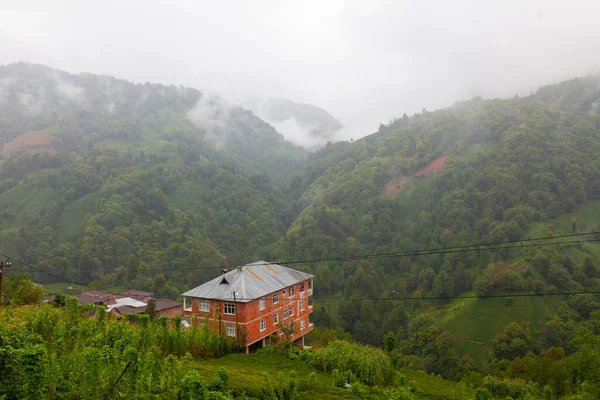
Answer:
[
  {"left": 1, "top": 231, "right": 598, "bottom": 275},
  {"left": 316, "top": 290, "right": 600, "bottom": 301},
  {"left": 3, "top": 253, "right": 600, "bottom": 303},
  {"left": 275, "top": 231, "right": 600, "bottom": 265},
  {"left": 188, "top": 290, "right": 600, "bottom": 303},
  {"left": 0, "top": 252, "right": 70, "bottom": 282},
  {"left": 39, "top": 238, "right": 600, "bottom": 272}
]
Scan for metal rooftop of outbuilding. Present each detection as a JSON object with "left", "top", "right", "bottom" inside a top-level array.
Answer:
[{"left": 181, "top": 261, "right": 313, "bottom": 303}]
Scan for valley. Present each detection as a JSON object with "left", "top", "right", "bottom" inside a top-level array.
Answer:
[{"left": 2, "top": 63, "right": 600, "bottom": 399}]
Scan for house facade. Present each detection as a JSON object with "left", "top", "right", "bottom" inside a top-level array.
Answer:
[{"left": 181, "top": 261, "right": 314, "bottom": 353}]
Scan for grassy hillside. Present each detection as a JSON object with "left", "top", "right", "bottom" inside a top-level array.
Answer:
[
  {"left": 441, "top": 293, "right": 559, "bottom": 365},
  {"left": 189, "top": 353, "right": 476, "bottom": 400},
  {"left": 190, "top": 354, "right": 352, "bottom": 400}
]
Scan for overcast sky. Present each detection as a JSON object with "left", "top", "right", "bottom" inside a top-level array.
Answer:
[{"left": 2, "top": 0, "right": 600, "bottom": 139}]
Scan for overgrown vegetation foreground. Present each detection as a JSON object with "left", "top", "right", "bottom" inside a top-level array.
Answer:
[
  {"left": 4, "top": 303, "right": 600, "bottom": 399},
  {"left": 0, "top": 303, "right": 241, "bottom": 399},
  {"left": 0, "top": 302, "right": 418, "bottom": 400}
]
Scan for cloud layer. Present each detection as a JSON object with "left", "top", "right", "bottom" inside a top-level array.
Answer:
[{"left": 1, "top": 0, "right": 600, "bottom": 140}]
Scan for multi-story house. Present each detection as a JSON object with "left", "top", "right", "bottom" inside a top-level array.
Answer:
[{"left": 181, "top": 261, "right": 314, "bottom": 353}]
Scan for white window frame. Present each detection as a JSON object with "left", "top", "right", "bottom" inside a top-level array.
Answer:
[
  {"left": 223, "top": 303, "right": 235, "bottom": 315},
  {"left": 300, "top": 301, "right": 305, "bottom": 312},
  {"left": 283, "top": 309, "right": 289, "bottom": 319},
  {"left": 259, "top": 298, "right": 266, "bottom": 310},
  {"left": 226, "top": 324, "right": 236, "bottom": 337},
  {"left": 289, "top": 286, "right": 294, "bottom": 296},
  {"left": 199, "top": 300, "right": 210, "bottom": 312},
  {"left": 289, "top": 306, "right": 294, "bottom": 317},
  {"left": 199, "top": 320, "right": 207, "bottom": 327},
  {"left": 273, "top": 313, "right": 279, "bottom": 324},
  {"left": 272, "top": 293, "right": 279, "bottom": 304},
  {"left": 300, "top": 320, "right": 305, "bottom": 330},
  {"left": 300, "top": 282, "right": 305, "bottom": 292},
  {"left": 260, "top": 319, "right": 266, "bottom": 331}
]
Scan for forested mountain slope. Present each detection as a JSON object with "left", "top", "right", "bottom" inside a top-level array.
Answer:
[
  {"left": 0, "top": 63, "right": 306, "bottom": 296},
  {"left": 0, "top": 62, "right": 307, "bottom": 181},
  {"left": 250, "top": 75, "right": 600, "bottom": 372}
]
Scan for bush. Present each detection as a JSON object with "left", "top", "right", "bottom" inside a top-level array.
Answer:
[
  {"left": 313, "top": 341, "right": 394, "bottom": 386},
  {"left": 209, "top": 367, "right": 230, "bottom": 393},
  {"left": 481, "top": 376, "right": 527, "bottom": 398},
  {"left": 475, "top": 387, "right": 492, "bottom": 400},
  {"left": 275, "top": 371, "right": 298, "bottom": 400},
  {"left": 260, "top": 372, "right": 277, "bottom": 400},
  {"left": 179, "top": 371, "right": 207, "bottom": 400},
  {"left": 348, "top": 382, "right": 368, "bottom": 398}
]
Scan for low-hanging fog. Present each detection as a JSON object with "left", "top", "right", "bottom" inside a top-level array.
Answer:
[{"left": 1, "top": 0, "right": 600, "bottom": 147}]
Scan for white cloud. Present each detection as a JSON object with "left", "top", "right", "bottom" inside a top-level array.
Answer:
[{"left": 1, "top": 0, "right": 600, "bottom": 139}]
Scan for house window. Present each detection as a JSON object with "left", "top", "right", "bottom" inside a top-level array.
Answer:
[
  {"left": 199, "top": 301, "right": 210, "bottom": 312},
  {"left": 300, "top": 282, "right": 305, "bottom": 292},
  {"left": 223, "top": 303, "right": 235, "bottom": 315},
  {"left": 300, "top": 301, "right": 305, "bottom": 312},
  {"left": 199, "top": 320, "right": 207, "bottom": 327},
  {"left": 283, "top": 309, "right": 289, "bottom": 319},
  {"left": 272, "top": 293, "right": 279, "bottom": 304},
  {"left": 289, "top": 306, "right": 294, "bottom": 317},
  {"left": 300, "top": 320, "right": 305, "bottom": 330},
  {"left": 289, "top": 286, "right": 294, "bottom": 296},
  {"left": 259, "top": 298, "right": 266, "bottom": 310},
  {"left": 226, "top": 324, "right": 236, "bottom": 337},
  {"left": 260, "top": 319, "right": 266, "bottom": 331},
  {"left": 273, "top": 313, "right": 279, "bottom": 324}
]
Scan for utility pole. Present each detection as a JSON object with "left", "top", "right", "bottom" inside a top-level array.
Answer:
[{"left": 0, "top": 260, "right": 12, "bottom": 305}]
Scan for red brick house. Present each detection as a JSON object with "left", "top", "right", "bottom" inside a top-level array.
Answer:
[{"left": 182, "top": 261, "right": 314, "bottom": 353}]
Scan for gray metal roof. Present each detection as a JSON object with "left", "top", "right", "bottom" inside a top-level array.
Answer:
[{"left": 181, "top": 261, "right": 313, "bottom": 303}]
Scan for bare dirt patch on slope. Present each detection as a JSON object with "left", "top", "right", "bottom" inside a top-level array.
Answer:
[
  {"left": 1, "top": 133, "right": 59, "bottom": 157},
  {"left": 383, "top": 176, "right": 409, "bottom": 197},
  {"left": 414, "top": 156, "right": 450, "bottom": 176}
]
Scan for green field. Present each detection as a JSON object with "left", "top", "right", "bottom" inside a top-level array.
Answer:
[
  {"left": 190, "top": 353, "right": 349, "bottom": 400},
  {"left": 44, "top": 281, "right": 89, "bottom": 295},
  {"left": 55, "top": 192, "right": 100, "bottom": 242},
  {"left": 399, "top": 369, "right": 476, "bottom": 400},
  {"left": 442, "top": 292, "right": 558, "bottom": 365},
  {"left": 0, "top": 185, "right": 57, "bottom": 230},
  {"left": 189, "top": 353, "right": 475, "bottom": 400},
  {"left": 523, "top": 200, "right": 600, "bottom": 261}
]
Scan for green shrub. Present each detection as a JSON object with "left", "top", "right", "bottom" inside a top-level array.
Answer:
[
  {"left": 313, "top": 341, "right": 394, "bottom": 386},
  {"left": 260, "top": 372, "right": 277, "bottom": 400},
  {"left": 178, "top": 370, "right": 207, "bottom": 400},
  {"left": 481, "top": 376, "right": 526, "bottom": 398},
  {"left": 475, "top": 387, "right": 492, "bottom": 400},
  {"left": 209, "top": 367, "right": 230, "bottom": 393}
]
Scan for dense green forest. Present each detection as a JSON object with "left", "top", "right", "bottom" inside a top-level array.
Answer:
[{"left": 3, "top": 63, "right": 600, "bottom": 398}]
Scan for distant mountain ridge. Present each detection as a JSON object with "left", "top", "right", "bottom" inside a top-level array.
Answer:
[
  {"left": 243, "top": 97, "right": 343, "bottom": 150},
  {"left": 0, "top": 62, "right": 307, "bottom": 181}
]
